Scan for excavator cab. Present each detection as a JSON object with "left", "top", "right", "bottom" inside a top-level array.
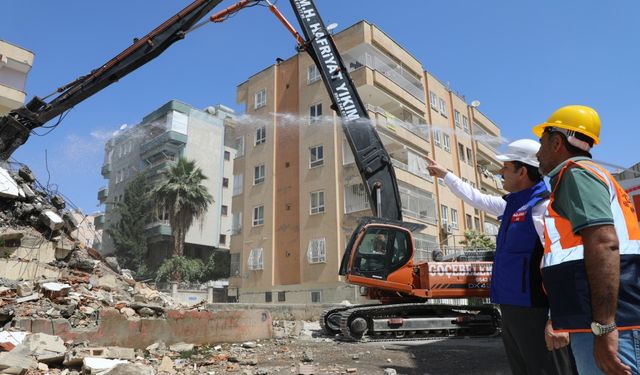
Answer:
[{"left": 340, "top": 218, "right": 425, "bottom": 296}]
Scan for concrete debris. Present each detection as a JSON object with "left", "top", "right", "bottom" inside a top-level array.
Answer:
[
  {"left": 0, "top": 167, "right": 21, "bottom": 199},
  {"left": 40, "top": 209, "right": 64, "bottom": 231},
  {"left": 168, "top": 342, "right": 194, "bottom": 353},
  {"left": 15, "top": 282, "right": 32, "bottom": 297},
  {"left": 64, "top": 346, "right": 135, "bottom": 366},
  {"left": 383, "top": 368, "right": 397, "bottom": 375},
  {"left": 19, "top": 332, "right": 67, "bottom": 363},
  {"left": 158, "top": 355, "right": 175, "bottom": 374},
  {"left": 41, "top": 281, "right": 71, "bottom": 298},
  {"left": 0, "top": 331, "right": 28, "bottom": 347},
  {"left": 98, "top": 363, "right": 156, "bottom": 375},
  {"left": 83, "top": 357, "right": 130, "bottom": 374},
  {"left": 0, "top": 348, "right": 38, "bottom": 374}
]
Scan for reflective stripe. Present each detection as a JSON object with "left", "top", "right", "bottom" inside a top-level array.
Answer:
[{"left": 541, "top": 244, "right": 583, "bottom": 268}]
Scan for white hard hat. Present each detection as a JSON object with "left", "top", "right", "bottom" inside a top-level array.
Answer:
[{"left": 495, "top": 139, "right": 540, "bottom": 168}]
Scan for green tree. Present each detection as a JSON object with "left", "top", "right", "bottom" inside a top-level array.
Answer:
[
  {"left": 153, "top": 157, "right": 213, "bottom": 257},
  {"left": 107, "top": 173, "right": 152, "bottom": 276},
  {"left": 202, "top": 251, "right": 231, "bottom": 281},
  {"left": 155, "top": 256, "right": 205, "bottom": 282},
  {"left": 459, "top": 230, "right": 496, "bottom": 250}
]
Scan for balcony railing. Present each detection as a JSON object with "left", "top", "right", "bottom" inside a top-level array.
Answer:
[
  {"left": 100, "top": 163, "right": 111, "bottom": 177},
  {"left": 392, "top": 158, "right": 434, "bottom": 182},
  {"left": 366, "top": 104, "right": 430, "bottom": 142},
  {"left": 344, "top": 44, "right": 425, "bottom": 103},
  {"left": 140, "top": 131, "right": 187, "bottom": 156},
  {"left": 97, "top": 187, "right": 108, "bottom": 204}
]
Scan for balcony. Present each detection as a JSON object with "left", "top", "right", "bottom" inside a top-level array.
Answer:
[
  {"left": 366, "top": 104, "right": 430, "bottom": 143},
  {"left": 343, "top": 43, "right": 425, "bottom": 103},
  {"left": 94, "top": 214, "right": 105, "bottom": 230},
  {"left": 97, "top": 187, "right": 108, "bottom": 204},
  {"left": 391, "top": 158, "right": 433, "bottom": 182},
  {"left": 144, "top": 222, "right": 172, "bottom": 241},
  {"left": 101, "top": 163, "right": 111, "bottom": 177},
  {"left": 0, "top": 83, "right": 26, "bottom": 114},
  {"left": 139, "top": 130, "right": 187, "bottom": 158}
]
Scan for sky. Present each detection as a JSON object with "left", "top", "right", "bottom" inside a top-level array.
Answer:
[{"left": 2, "top": 0, "right": 640, "bottom": 214}]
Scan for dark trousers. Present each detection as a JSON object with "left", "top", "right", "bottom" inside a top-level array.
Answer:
[{"left": 500, "top": 304, "right": 578, "bottom": 375}]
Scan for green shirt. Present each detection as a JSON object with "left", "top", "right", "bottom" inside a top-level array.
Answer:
[{"left": 548, "top": 157, "right": 614, "bottom": 234}]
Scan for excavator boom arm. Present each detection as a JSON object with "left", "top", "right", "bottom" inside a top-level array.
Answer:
[{"left": 0, "top": 0, "right": 224, "bottom": 160}]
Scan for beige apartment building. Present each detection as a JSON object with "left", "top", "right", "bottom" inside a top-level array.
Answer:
[
  {"left": 230, "top": 21, "right": 504, "bottom": 303},
  {"left": 0, "top": 40, "right": 34, "bottom": 115}
]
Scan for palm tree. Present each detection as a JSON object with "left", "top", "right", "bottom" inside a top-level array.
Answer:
[{"left": 153, "top": 157, "right": 213, "bottom": 257}]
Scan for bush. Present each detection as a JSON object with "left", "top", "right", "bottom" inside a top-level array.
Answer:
[{"left": 155, "top": 256, "right": 205, "bottom": 282}]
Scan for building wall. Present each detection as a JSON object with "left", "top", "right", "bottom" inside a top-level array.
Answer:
[
  {"left": 100, "top": 100, "right": 235, "bottom": 263},
  {"left": 0, "top": 40, "right": 34, "bottom": 114},
  {"left": 231, "top": 21, "right": 504, "bottom": 304}
]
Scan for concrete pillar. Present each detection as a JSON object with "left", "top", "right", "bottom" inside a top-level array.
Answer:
[
  {"left": 207, "top": 286, "right": 214, "bottom": 303},
  {"left": 171, "top": 282, "right": 178, "bottom": 297}
]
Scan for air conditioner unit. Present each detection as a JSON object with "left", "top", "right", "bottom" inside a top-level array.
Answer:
[{"left": 442, "top": 223, "right": 453, "bottom": 234}]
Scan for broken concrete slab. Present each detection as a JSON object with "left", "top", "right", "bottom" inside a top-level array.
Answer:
[
  {"left": 0, "top": 331, "right": 28, "bottom": 347},
  {"left": 50, "top": 194, "right": 66, "bottom": 210},
  {"left": 98, "top": 363, "right": 156, "bottom": 375},
  {"left": 19, "top": 332, "right": 67, "bottom": 363},
  {"left": 15, "top": 282, "right": 32, "bottom": 297},
  {"left": 55, "top": 236, "right": 76, "bottom": 260},
  {"left": 0, "top": 229, "right": 24, "bottom": 243},
  {"left": 168, "top": 342, "right": 194, "bottom": 353},
  {"left": 83, "top": 357, "right": 130, "bottom": 375},
  {"left": 0, "top": 258, "right": 62, "bottom": 281},
  {"left": 64, "top": 346, "right": 136, "bottom": 366},
  {"left": 0, "top": 167, "right": 21, "bottom": 199},
  {"left": 20, "top": 183, "right": 35, "bottom": 201},
  {"left": 90, "top": 274, "right": 121, "bottom": 292},
  {"left": 158, "top": 356, "right": 175, "bottom": 374},
  {"left": 15, "top": 292, "right": 40, "bottom": 304},
  {"left": 0, "top": 348, "right": 38, "bottom": 374},
  {"left": 18, "top": 166, "right": 35, "bottom": 184},
  {"left": 39, "top": 210, "right": 64, "bottom": 231},
  {"left": 41, "top": 282, "right": 71, "bottom": 299}
]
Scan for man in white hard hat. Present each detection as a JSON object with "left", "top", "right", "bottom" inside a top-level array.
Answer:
[{"left": 427, "top": 139, "right": 576, "bottom": 374}]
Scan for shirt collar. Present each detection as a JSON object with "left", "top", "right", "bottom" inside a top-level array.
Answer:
[{"left": 547, "top": 156, "right": 592, "bottom": 179}]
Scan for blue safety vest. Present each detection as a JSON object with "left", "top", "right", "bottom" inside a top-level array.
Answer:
[{"left": 491, "top": 180, "right": 549, "bottom": 307}]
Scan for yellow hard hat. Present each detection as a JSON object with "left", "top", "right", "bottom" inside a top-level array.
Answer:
[{"left": 532, "top": 105, "right": 601, "bottom": 144}]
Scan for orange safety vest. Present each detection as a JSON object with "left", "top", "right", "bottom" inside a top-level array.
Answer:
[{"left": 541, "top": 160, "right": 640, "bottom": 332}]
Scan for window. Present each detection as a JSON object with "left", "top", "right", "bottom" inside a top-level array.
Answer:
[
  {"left": 255, "top": 126, "right": 266, "bottom": 145},
  {"left": 344, "top": 183, "right": 370, "bottom": 213},
  {"left": 265, "top": 291, "right": 272, "bottom": 302},
  {"left": 310, "top": 191, "right": 325, "bottom": 214},
  {"left": 233, "top": 173, "right": 243, "bottom": 196},
  {"left": 443, "top": 133, "right": 451, "bottom": 152},
  {"left": 433, "top": 129, "right": 441, "bottom": 147},
  {"left": 474, "top": 216, "right": 481, "bottom": 230},
  {"left": 254, "top": 89, "right": 266, "bottom": 109},
  {"left": 248, "top": 248, "right": 264, "bottom": 270},
  {"left": 451, "top": 208, "right": 459, "bottom": 229},
  {"left": 454, "top": 110, "right": 461, "bottom": 127},
  {"left": 429, "top": 91, "right": 438, "bottom": 111},
  {"left": 224, "top": 151, "right": 231, "bottom": 161},
  {"left": 307, "top": 238, "right": 326, "bottom": 263},
  {"left": 221, "top": 205, "right": 228, "bottom": 216},
  {"left": 232, "top": 212, "right": 242, "bottom": 234},
  {"left": 342, "top": 139, "right": 355, "bottom": 165},
  {"left": 222, "top": 177, "right": 229, "bottom": 188},
  {"left": 310, "top": 145, "right": 324, "bottom": 168},
  {"left": 219, "top": 234, "right": 226, "bottom": 245},
  {"left": 230, "top": 253, "right": 241, "bottom": 276},
  {"left": 398, "top": 183, "right": 437, "bottom": 223},
  {"left": 462, "top": 115, "right": 469, "bottom": 133},
  {"left": 307, "top": 64, "right": 321, "bottom": 84},
  {"left": 441, "top": 205, "right": 449, "bottom": 225},
  {"left": 458, "top": 143, "right": 465, "bottom": 162},
  {"left": 438, "top": 98, "right": 448, "bottom": 117},
  {"left": 234, "top": 137, "right": 245, "bottom": 157},
  {"left": 311, "top": 291, "right": 322, "bottom": 303},
  {"left": 254, "top": 164, "right": 265, "bottom": 185},
  {"left": 278, "top": 291, "right": 286, "bottom": 302},
  {"left": 466, "top": 147, "right": 474, "bottom": 165},
  {"left": 253, "top": 205, "right": 264, "bottom": 226},
  {"left": 466, "top": 214, "right": 473, "bottom": 230},
  {"left": 309, "top": 103, "right": 322, "bottom": 124}
]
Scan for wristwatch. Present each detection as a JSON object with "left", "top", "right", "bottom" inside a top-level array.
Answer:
[{"left": 591, "top": 321, "right": 617, "bottom": 336}]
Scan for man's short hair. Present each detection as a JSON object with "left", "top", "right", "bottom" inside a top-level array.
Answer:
[{"left": 512, "top": 160, "right": 543, "bottom": 182}]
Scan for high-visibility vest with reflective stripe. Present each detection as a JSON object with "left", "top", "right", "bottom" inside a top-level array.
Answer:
[{"left": 541, "top": 160, "right": 640, "bottom": 332}]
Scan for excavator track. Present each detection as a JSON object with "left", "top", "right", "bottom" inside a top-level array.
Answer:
[
  {"left": 335, "top": 303, "right": 501, "bottom": 342},
  {"left": 320, "top": 304, "right": 380, "bottom": 335}
]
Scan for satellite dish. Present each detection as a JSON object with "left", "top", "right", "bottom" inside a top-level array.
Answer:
[
  {"left": 326, "top": 23, "right": 338, "bottom": 32},
  {"left": 471, "top": 100, "right": 481, "bottom": 108}
]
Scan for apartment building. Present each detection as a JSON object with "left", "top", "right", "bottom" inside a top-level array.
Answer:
[
  {"left": 97, "top": 100, "right": 236, "bottom": 268},
  {"left": 0, "top": 40, "right": 34, "bottom": 115},
  {"left": 613, "top": 162, "right": 640, "bottom": 226},
  {"left": 230, "top": 21, "right": 504, "bottom": 304}
]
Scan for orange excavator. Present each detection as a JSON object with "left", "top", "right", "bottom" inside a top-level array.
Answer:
[{"left": 0, "top": 0, "right": 501, "bottom": 341}]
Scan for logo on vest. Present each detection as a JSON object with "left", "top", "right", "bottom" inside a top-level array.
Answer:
[{"left": 511, "top": 210, "right": 526, "bottom": 222}]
